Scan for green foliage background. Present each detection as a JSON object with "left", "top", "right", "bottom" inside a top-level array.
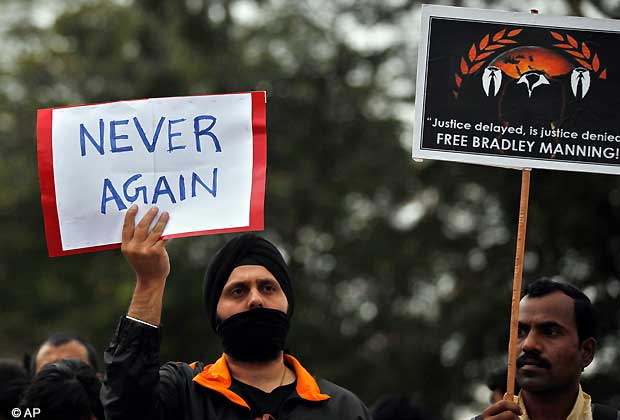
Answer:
[{"left": 1, "top": 0, "right": 619, "bottom": 417}]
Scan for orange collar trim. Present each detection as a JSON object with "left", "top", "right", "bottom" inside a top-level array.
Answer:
[
  {"left": 192, "top": 354, "right": 330, "bottom": 409},
  {"left": 192, "top": 355, "right": 250, "bottom": 409},
  {"left": 283, "top": 354, "right": 330, "bottom": 402}
]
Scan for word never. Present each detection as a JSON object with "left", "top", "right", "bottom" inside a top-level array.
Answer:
[{"left": 80, "top": 115, "right": 221, "bottom": 156}]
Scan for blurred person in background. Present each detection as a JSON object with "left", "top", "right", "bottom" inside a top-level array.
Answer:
[
  {"left": 0, "top": 359, "right": 28, "bottom": 420},
  {"left": 20, "top": 359, "right": 103, "bottom": 420},
  {"left": 28, "top": 333, "right": 98, "bottom": 376},
  {"left": 486, "top": 367, "right": 521, "bottom": 404}
]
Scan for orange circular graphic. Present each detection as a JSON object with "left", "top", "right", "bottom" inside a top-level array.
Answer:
[{"left": 490, "top": 46, "right": 574, "bottom": 79}]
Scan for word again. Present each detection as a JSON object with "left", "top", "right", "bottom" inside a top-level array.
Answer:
[
  {"left": 80, "top": 115, "right": 221, "bottom": 156},
  {"left": 101, "top": 169, "right": 218, "bottom": 214}
]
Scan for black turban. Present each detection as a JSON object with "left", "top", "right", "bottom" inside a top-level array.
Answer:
[{"left": 203, "top": 233, "right": 294, "bottom": 331}]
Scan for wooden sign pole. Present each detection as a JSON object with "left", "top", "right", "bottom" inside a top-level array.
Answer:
[
  {"left": 505, "top": 8, "right": 538, "bottom": 401},
  {"left": 505, "top": 168, "right": 531, "bottom": 400}
]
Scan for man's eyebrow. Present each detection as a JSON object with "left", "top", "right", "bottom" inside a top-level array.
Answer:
[
  {"left": 535, "top": 320, "right": 566, "bottom": 330},
  {"left": 224, "top": 277, "right": 277, "bottom": 287},
  {"left": 518, "top": 320, "right": 565, "bottom": 327},
  {"left": 223, "top": 280, "right": 249, "bottom": 288}
]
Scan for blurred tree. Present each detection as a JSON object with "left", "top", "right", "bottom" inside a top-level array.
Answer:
[{"left": 0, "top": 0, "right": 619, "bottom": 418}]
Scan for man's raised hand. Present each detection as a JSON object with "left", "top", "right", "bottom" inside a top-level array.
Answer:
[{"left": 123, "top": 205, "right": 170, "bottom": 326}]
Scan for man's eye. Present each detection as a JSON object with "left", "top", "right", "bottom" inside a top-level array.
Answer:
[
  {"left": 262, "top": 284, "right": 277, "bottom": 293},
  {"left": 230, "top": 288, "right": 245, "bottom": 297},
  {"left": 543, "top": 327, "right": 560, "bottom": 336},
  {"left": 517, "top": 327, "right": 527, "bottom": 338}
]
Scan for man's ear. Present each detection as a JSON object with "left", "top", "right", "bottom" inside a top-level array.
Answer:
[{"left": 580, "top": 337, "right": 597, "bottom": 369}]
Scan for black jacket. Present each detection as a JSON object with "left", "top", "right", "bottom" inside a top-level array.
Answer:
[{"left": 101, "top": 317, "right": 371, "bottom": 420}]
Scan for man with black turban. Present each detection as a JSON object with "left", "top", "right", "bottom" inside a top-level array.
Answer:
[{"left": 101, "top": 205, "right": 371, "bottom": 420}]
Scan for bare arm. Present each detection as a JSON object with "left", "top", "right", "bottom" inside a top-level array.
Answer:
[{"left": 122, "top": 205, "right": 170, "bottom": 326}]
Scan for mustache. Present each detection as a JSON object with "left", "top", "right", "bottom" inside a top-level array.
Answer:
[{"left": 516, "top": 353, "right": 552, "bottom": 369}]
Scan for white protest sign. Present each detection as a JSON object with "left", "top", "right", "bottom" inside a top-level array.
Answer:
[
  {"left": 37, "top": 92, "right": 266, "bottom": 256},
  {"left": 413, "top": 5, "right": 620, "bottom": 174}
]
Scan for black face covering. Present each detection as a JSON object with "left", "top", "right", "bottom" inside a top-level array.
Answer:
[{"left": 216, "top": 308, "right": 290, "bottom": 363}]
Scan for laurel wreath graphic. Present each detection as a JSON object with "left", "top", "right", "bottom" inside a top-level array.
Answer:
[
  {"left": 453, "top": 28, "right": 522, "bottom": 98},
  {"left": 452, "top": 28, "right": 608, "bottom": 99},
  {"left": 549, "top": 31, "right": 607, "bottom": 79}
]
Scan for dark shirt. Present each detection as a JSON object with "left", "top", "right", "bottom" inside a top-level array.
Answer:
[{"left": 232, "top": 379, "right": 296, "bottom": 420}]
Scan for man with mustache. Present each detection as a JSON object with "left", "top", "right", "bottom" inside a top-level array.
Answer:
[
  {"left": 474, "top": 278, "right": 619, "bottom": 420},
  {"left": 101, "top": 206, "right": 371, "bottom": 420}
]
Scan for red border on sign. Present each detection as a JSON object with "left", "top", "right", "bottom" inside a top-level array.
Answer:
[{"left": 37, "top": 91, "right": 267, "bottom": 257}]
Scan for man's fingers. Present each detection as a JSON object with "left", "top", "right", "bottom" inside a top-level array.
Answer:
[
  {"left": 122, "top": 206, "right": 169, "bottom": 254},
  {"left": 146, "top": 211, "right": 170, "bottom": 245},
  {"left": 133, "top": 206, "right": 161, "bottom": 240},
  {"left": 481, "top": 400, "right": 522, "bottom": 418},
  {"left": 122, "top": 204, "right": 139, "bottom": 244}
]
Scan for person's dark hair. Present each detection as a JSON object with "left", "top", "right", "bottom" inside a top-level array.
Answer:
[
  {"left": 31, "top": 333, "right": 98, "bottom": 375},
  {"left": 524, "top": 278, "right": 597, "bottom": 342},
  {"left": 486, "top": 367, "right": 520, "bottom": 395},
  {"left": 371, "top": 394, "right": 437, "bottom": 420},
  {"left": 20, "top": 359, "right": 103, "bottom": 420},
  {"left": 0, "top": 359, "right": 29, "bottom": 420}
]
